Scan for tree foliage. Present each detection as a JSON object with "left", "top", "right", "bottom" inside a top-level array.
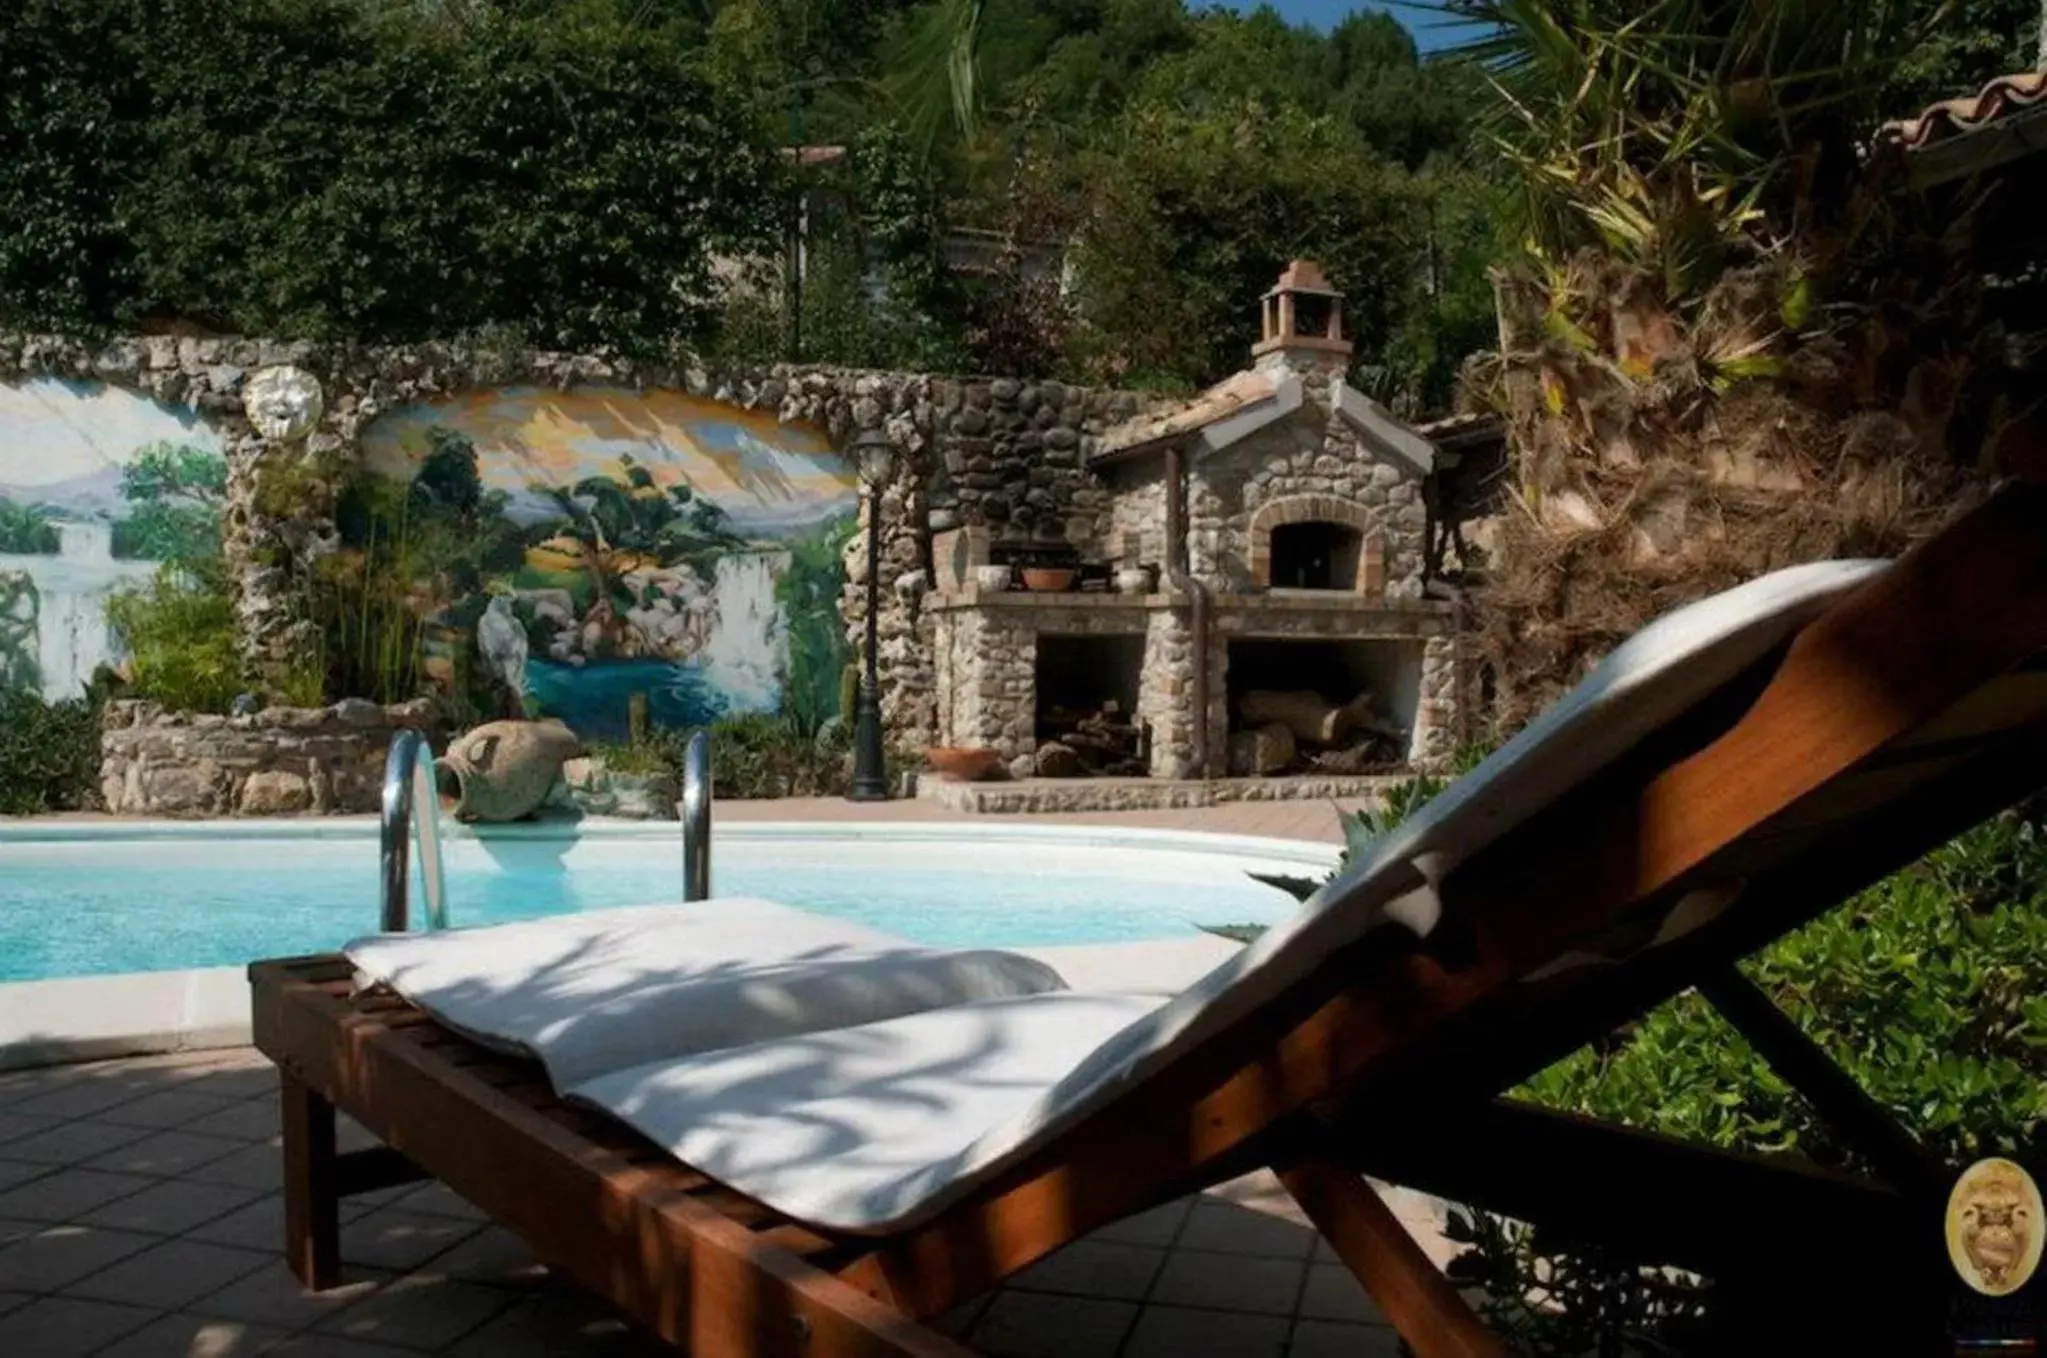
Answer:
[{"left": 1, "top": 0, "right": 783, "bottom": 352}]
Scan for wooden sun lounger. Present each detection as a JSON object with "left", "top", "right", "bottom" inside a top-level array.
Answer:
[{"left": 251, "top": 478, "right": 2047, "bottom": 1357}]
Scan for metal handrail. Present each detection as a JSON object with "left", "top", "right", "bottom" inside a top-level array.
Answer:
[
  {"left": 681, "top": 728, "right": 711, "bottom": 901},
  {"left": 380, "top": 729, "right": 449, "bottom": 932}
]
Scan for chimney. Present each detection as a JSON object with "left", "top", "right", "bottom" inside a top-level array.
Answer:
[{"left": 1251, "top": 260, "right": 1353, "bottom": 374}]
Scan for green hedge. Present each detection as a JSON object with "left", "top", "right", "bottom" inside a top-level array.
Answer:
[
  {"left": 0, "top": 687, "right": 102, "bottom": 814},
  {"left": 0, "top": 0, "right": 783, "bottom": 351}
]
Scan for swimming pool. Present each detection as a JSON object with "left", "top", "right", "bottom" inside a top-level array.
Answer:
[{"left": 0, "top": 821, "right": 1332, "bottom": 982}]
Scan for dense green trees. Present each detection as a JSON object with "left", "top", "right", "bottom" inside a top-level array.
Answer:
[
  {"left": 2, "top": 0, "right": 2036, "bottom": 409},
  {"left": 1, "top": 0, "right": 780, "bottom": 351}
]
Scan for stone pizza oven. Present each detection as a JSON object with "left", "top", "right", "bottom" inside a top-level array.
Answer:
[{"left": 925, "top": 262, "right": 1462, "bottom": 792}]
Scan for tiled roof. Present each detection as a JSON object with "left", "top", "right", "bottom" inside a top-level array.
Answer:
[
  {"left": 1880, "top": 70, "right": 2047, "bottom": 152},
  {"left": 1092, "top": 369, "right": 1284, "bottom": 463}
]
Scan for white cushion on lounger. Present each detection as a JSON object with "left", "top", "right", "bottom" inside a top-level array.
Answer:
[
  {"left": 571, "top": 992, "right": 1165, "bottom": 1226},
  {"left": 345, "top": 899, "right": 1067, "bottom": 1089},
  {"left": 570, "top": 558, "right": 1886, "bottom": 1231}
]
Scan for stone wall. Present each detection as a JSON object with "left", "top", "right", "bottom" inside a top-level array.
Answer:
[
  {"left": 1189, "top": 370, "right": 1429, "bottom": 598},
  {"left": 100, "top": 697, "right": 437, "bottom": 816},
  {"left": 1, "top": 333, "right": 1163, "bottom": 756},
  {"left": 929, "top": 592, "right": 1461, "bottom": 779}
]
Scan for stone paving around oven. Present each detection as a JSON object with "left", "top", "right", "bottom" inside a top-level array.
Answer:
[{"left": 0, "top": 1049, "right": 1468, "bottom": 1357}]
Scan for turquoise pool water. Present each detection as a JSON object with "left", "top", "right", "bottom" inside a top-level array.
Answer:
[{"left": 0, "top": 827, "right": 1319, "bottom": 982}]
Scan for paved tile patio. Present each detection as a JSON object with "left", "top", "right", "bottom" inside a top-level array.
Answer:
[{"left": 1, "top": 800, "right": 1470, "bottom": 1355}]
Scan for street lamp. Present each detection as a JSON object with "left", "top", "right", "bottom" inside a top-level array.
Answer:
[{"left": 846, "top": 427, "right": 896, "bottom": 802}]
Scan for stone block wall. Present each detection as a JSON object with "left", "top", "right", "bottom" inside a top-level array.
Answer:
[
  {"left": 1, "top": 333, "right": 1172, "bottom": 758},
  {"left": 100, "top": 697, "right": 438, "bottom": 816}
]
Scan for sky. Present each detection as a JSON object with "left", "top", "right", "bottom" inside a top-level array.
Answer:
[{"left": 1225, "top": 2, "right": 1483, "bottom": 53}]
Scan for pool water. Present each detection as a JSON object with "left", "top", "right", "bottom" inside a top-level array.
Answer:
[{"left": 0, "top": 826, "right": 1321, "bottom": 982}]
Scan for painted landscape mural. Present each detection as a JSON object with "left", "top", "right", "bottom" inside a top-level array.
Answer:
[
  {"left": 356, "top": 387, "right": 858, "bottom": 741},
  {"left": 0, "top": 379, "right": 225, "bottom": 699}
]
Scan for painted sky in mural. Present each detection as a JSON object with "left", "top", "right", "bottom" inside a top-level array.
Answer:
[
  {"left": 0, "top": 379, "right": 225, "bottom": 699},
  {"left": 362, "top": 387, "right": 857, "bottom": 535},
  {"left": 357, "top": 387, "right": 856, "bottom": 741}
]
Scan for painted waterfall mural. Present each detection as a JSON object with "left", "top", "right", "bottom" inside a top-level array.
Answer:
[
  {"left": 0, "top": 380, "right": 225, "bottom": 699},
  {"left": 357, "top": 387, "right": 858, "bottom": 741}
]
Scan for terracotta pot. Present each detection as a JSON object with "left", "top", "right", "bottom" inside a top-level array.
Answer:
[
  {"left": 923, "top": 747, "right": 1007, "bottom": 783},
  {"left": 437, "top": 718, "right": 585, "bottom": 822},
  {"left": 973, "top": 564, "right": 1013, "bottom": 592},
  {"left": 1020, "top": 567, "right": 1077, "bottom": 593}
]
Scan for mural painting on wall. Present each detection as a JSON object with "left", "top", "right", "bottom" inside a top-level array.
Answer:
[
  {"left": 356, "top": 387, "right": 857, "bottom": 742},
  {"left": 0, "top": 379, "right": 226, "bottom": 700}
]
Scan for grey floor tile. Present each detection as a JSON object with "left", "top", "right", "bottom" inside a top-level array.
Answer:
[
  {"left": 1149, "top": 1251, "right": 1306, "bottom": 1316},
  {"left": 0, "top": 1167, "right": 158, "bottom": 1221},
  {"left": 181, "top": 1067, "right": 280, "bottom": 1102},
  {"left": 194, "top": 1258, "right": 393, "bottom": 1331},
  {"left": 424, "top": 1226, "right": 550, "bottom": 1291},
  {"left": 261, "top": 1334, "right": 421, "bottom": 1358},
  {"left": 0, "top": 1288, "right": 31, "bottom": 1315},
  {"left": 1122, "top": 1305, "right": 1290, "bottom": 1358},
  {"left": 442, "top": 1289, "right": 666, "bottom": 1358},
  {"left": 1297, "top": 1263, "right": 1386, "bottom": 1324},
  {"left": 0, "top": 1222, "right": 156, "bottom": 1292},
  {"left": 316, "top": 1272, "right": 519, "bottom": 1351},
  {"left": 0, "top": 1156, "right": 54, "bottom": 1193},
  {"left": 930, "top": 1293, "right": 993, "bottom": 1340},
  {"left": 0, "top": 1112, "right": 58, "bottom": 1147},
  {"left": 189, "top": 1196, "right": 287, "bottom": 1252},
  {"left": 99, "top": 1088, "right": 244, "bottom": 1133},
  {"left": 968, "top": 1290, "right": 1137, "bottom": 1358},
  {"left": 94, "top": 1311, "right": 288, "bottom": 1357},
  {"left": 1089, "top": 1199, "right": 1192, "bottom": 1247},
  {"left": 186, "top": 1144, "right": 284, "bottom": 1192},
  {"left": 0, "top": 1293, "right": 158, "bottom": 1356},
  {"left": 391, "top": 1181, "right": 486, "bottom": 1223},
  {"left": 1179, "top": 1200, "right": 1320, "bottom": 1259},
  {"left": 80, "top": 1179, "right": 267, "bottom": 1238},
  {"left": 10, "top": 1077, "right": 158, "bottom": 1122},
  {"left": 1, "top": 1118, "right": 153, "bottom": 1167},
  {"left": 181, "top": 1100, "right": 282, "bottom": 1144},
  {"left": 64, "top": 1237, "right": 271, "bottom": 1311},
  {"left": 340, "top": 1208, "right": 478, "bottom": 1273},
  {"left": 85, "top": 1129, "right": 245, "bottom": 1179},
  {"left": 1011, "top": 1239, "right": 1168, "bottom": 1301},
  {"left": 1288, "top": 1318, "right": 1405, "bottom": 1358}
]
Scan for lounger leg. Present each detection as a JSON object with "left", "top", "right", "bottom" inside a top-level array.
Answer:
[
  {"left": 280, "top": 1072, "right": 342, "bottom": 1291},
  {"left": 1278, "top": 1160, "right": 1506, "bottom": 1358}
]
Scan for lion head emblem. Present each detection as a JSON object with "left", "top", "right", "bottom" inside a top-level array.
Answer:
[
  {"left": 1948, "top": 1158, "right": 2044, "bottom": 1296},
  {"left": 242, "top": 365, "right": 325, "bottom": 443}
]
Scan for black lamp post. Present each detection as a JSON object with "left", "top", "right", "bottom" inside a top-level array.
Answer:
[{"left": 846, "top": 427, "right": 896, "bottom": 802}]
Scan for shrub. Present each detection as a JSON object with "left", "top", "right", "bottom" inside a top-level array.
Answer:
[
  {"left": 103, "top": 561, "right": 245, "bottom": 714},
  {"left": 0, "top": 687, "right": 103, "bottom": 813},
  {"left": 616, "top": 711, "right": 913, "bottom": 801}
]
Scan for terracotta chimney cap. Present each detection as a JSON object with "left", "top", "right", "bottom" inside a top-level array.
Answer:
[
  {"left": 1263, "top": 260, "right": 1338, "bottom": 298},
  {"left": 1253, "top": 259, "right": 1350, "bottom": 366}
]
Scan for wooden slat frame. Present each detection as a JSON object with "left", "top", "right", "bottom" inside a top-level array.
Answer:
[{"left": 252, "top": 480, "right": 2047, "bottom": 1357}]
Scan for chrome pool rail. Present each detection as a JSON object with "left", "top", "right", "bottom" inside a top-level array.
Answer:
[
  {"left": 381, "top": 729, "right": 449, "bottom": 932},
  {"left": 681, "top": 728, "right": 711, "bottom": 902}
]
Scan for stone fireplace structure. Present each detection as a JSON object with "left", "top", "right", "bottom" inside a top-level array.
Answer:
[{"left": 925, "top": 262, "right": 1463, "bottom": 799}]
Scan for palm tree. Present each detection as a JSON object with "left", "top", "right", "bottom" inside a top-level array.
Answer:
[{"left": 1440, "top": 0, "right": 1971, "bottom": 736}]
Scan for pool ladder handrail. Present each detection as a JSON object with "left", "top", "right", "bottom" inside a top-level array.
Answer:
[
  {"left": 380, "top": 729, "right": 449, "bottom": 932},
  {"left": 681, "top": 728, "right": 711, "bottom": 902}
]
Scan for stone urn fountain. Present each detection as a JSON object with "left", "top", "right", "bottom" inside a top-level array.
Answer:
[{"left": 436, "top": 719, "right": 585, "bottom": 822}]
